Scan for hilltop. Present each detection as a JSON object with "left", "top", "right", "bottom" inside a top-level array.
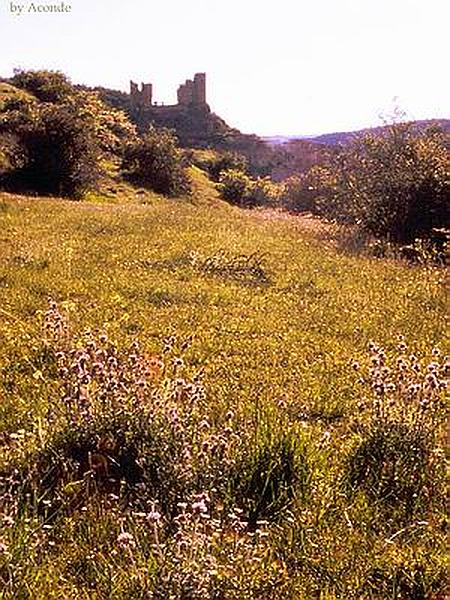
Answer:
[{"left": 92, "top": 74, "right": 270, "bottom": 161}]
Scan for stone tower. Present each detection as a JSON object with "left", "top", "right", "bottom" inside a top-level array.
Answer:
[
  {"left": 193, "top": 73, "right": 206, "bottom": 104},
  {"left": 177, "top": 73, "right": 206, "bottom": 106},
  {"left": 130, "top": 81, "right": 153, "bottom": 108}
]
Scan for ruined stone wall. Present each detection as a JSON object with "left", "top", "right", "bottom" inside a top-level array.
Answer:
[
  {"left": 176, "top": 73, "right": 206, "bottom": 106},
  {"left": 130, "top": 73, "right": 206, "bottom": 111},
  {"left": 130, "top": 81, "right": 153, "bottom": 108},
  {"left": 177, "top": 79, "right": 194, "bottom": 105}
]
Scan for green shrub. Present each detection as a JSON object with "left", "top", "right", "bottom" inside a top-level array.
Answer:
[
  {"left": 68, "top": 90, "right": 136, "bottom": 156},
  {"left": 321, "top": 123, "right": 450, "bottom": 243},
  {"left": 205, "top": 150, "right": 248, "bottom": 182},
  {"left": 218, "top": 169, "right": 282, "bottom": 207},
  {"left": 0, "top": 75, "right": 136, "bottom": 197},
  {"left": 122, "top": 126, "right": 191, "bottom": 196},
  {"left": 10, "top": 69, "right": 74, "bottom": 104},
  {"left": 218, "top": 168, "right": 252, "bottom": 205},
  {"left": 282, "top": 166, "right": 335, "bottom": 213},
  {"left": 0, "top": 102, "right": 101, "bottom": 197},
  {"left": 248, "top": 176, "right": 282, "bottom": 207}
]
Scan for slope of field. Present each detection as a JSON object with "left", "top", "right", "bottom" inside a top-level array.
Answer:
[{"left": 0, "top": 188, "right": 447, "bottom": 598}]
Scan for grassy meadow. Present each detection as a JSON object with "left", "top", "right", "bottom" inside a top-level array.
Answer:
[{"left": 0, "top": 174, "right": 448, "bottom": 598}]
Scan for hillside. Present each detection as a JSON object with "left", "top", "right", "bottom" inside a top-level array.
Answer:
[
  {"left": 93, "top": 83, "right": 271, "bottom": 158},
  {"left": 264, "top": 118, "right": 450, "bottom": 146},
  {"left": 0, "top": 183, "right": 447, "bottom": 598}
]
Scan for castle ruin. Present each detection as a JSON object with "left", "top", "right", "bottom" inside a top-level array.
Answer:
[{"left": 129, "top": 73, "right": 207, "bottom": 110}]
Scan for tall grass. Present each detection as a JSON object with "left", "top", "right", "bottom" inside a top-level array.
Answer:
[{"left": 0, "top": 190, "right": 447, "bottom": 598}]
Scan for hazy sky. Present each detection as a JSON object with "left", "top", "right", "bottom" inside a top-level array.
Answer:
[{"left": 0, "top": 0, "right": 448, "bottom": 135}]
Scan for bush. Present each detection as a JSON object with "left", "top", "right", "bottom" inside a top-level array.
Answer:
[
  {"left": 218, "top": 169, "right": 282, "bottom": 207},
  {"left": 0, "top": 102, "right": 102, "bottom": 197},
  {"left": 10, "top": 69, "right": 74, "bottom": 104},
  {"left": 205, "top": 151, "right": 248, "bottom": 182},
  {"left": 282, "top": 166, "right": 336, "bottom": 213},
  {"left": 122, "top": 126, "right": 191, "bottom": 196},
  {"left": 248, "top": 176, "right": 282, "bottom": 207},
  {"left": 68, "top": 90, "right": 136, "bottom": 156},
  {"left": 321, "top": 123, "right": 450, "bottom": 243},
  {"left": 218, "top": 168, "right": 252, "bottom": 205},
  {"left": 0, "top": 72, "right": 137, "bottom": 197}
]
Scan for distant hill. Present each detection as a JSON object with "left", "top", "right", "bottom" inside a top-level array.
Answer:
[{"left": 264, "top": 119, "right": 450, "bottom": 146}]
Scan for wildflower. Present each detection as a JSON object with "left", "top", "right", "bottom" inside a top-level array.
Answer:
[
  {"left": 372, "top": 382, "right": 385, "bottom": 395},
  {"left": 192, "top": 499, "right": 208, "bottom": 515},
  {"left": 174, "top": 530, "right": 184, "bottom": 542},
  {"left": 408, "top": 384, "right": 421, "bottom": 395},
  {"left": 107, "top": 357, "right": 118, "bottom": 369},
  {"left": 425, "top": 374, "right": 439, "bottom": 389},
  {"left": 2, "top": 516, "right": 14, "bottom": 528},
  {"left": 147, "top": 510, "right": 162, "bottom": 524},
  {"left": 117, "top": 532, "right": 135, "bottom": 550},
  {"left": 0, "top": 541, "right": 8, "bottom": 554}
]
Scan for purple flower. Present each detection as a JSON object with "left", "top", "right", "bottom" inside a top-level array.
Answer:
[{"left": 117, "top": 532, "right": 135, "bottom": 550}]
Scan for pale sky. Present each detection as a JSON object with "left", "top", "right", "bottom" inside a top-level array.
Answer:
[{"left": 0, "top": 0, "right": 448, "bottom": 135}]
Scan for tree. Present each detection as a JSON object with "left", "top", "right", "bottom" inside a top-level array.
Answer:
[{"left": 318, "top": 123, "right": 450, "bottom": 243}]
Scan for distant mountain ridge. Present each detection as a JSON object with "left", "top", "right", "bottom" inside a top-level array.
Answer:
[{"left": 263, "top": 119, "right": 450, "bottom": 146}]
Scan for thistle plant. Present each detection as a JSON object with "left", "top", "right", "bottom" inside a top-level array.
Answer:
[{"left": 345, "top": 339, "right": 448, "bottom": 525}]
